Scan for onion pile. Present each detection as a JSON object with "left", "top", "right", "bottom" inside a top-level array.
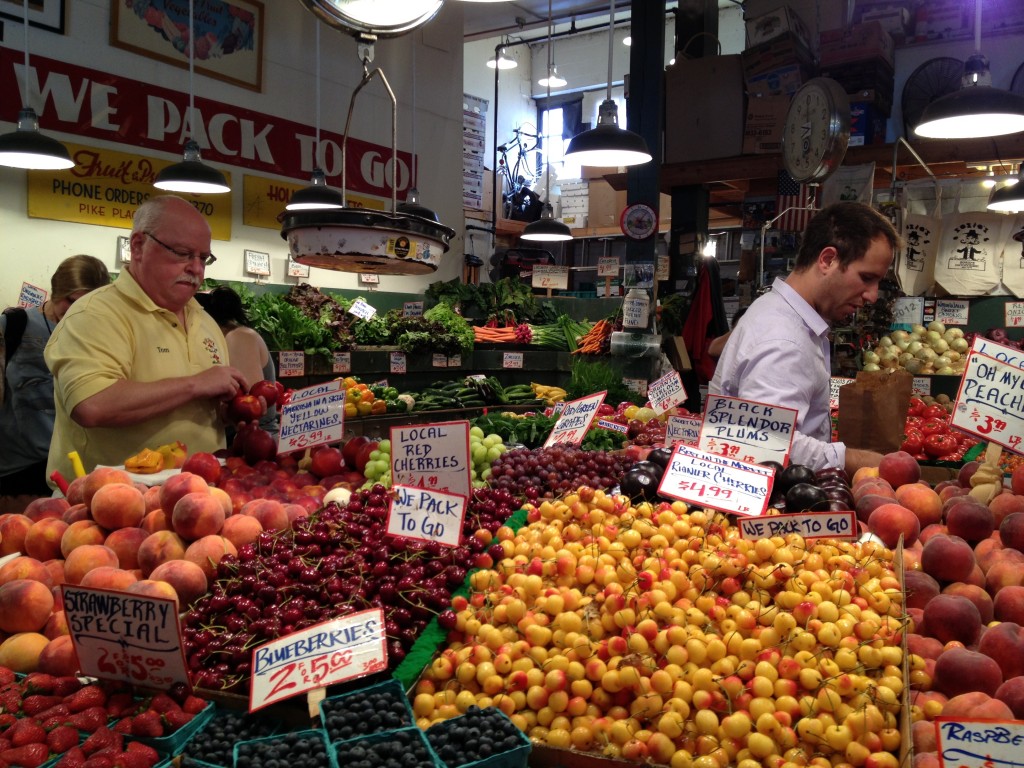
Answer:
[{"left": 862, "top": 321, "right": 968, "bottom": 376}]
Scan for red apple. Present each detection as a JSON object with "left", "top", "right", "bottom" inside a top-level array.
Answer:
[
  {"left": 228, "top": 393, "right": 266, "bottom": 423},
  {"left": 354, "top": 441, "right": 379, "bottom": 473},
  {"left": 342, "top": 436, "right": 370, "bottom": 469},
  {"left": 310, "top": 447, "right": 344, "bottom": 479},
  {"left": 181, "top": 452, "right": 222, "bottom": 485},
  {"left": 249, "top": 380, "right": 281, "bottom": 408}
]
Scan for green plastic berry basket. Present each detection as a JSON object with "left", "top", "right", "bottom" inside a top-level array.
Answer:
[
  {"left": 425, "top": 710, "right": 531, "bottom": 768},
  {"left": 329, "top": 727, "right": 444, "bottom": 768},
  {"left": 234, "top": 729, "right": 335, "bottom": 768},
  {"left": 318, "top": 678, "right": 415, "bottom": 744},
  {"left": 129, "top": 700, "right": 215, "bottom": 756},
  {"left": 177, "top": 707, "right": 281, "bottom": 768}
]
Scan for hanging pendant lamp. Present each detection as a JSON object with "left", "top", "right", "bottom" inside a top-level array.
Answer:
[
  {"left": 914, "top": 2, "right": 1024, "bottom": 139},
  {"left": 154, "top": 0, "right": 230, "bottom": 193},
  {"left": 564, "top": 0, "right": 651, "bottom": 167},
  {"left": 987, "top": 169, "right": 1024, "bottom": 212},
  {"left": 487, "top": 41, "right": 517, "bottom": 69},
  {"left": 287, "top": 24, "right": 343, "bottom": 210},
  {"left": 0, "top": 0, "right": 73, "bottom": 170},
  {"left": 523, "top": 0, "right": 571, "bottom": 243}
]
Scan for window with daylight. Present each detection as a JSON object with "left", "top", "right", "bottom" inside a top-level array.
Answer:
[{"left": 540, "top": 106, "right": 581, "bottom": 182}]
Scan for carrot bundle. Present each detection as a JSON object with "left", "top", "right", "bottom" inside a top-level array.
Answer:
[
  {"left": 473, "top": 326, "right": 518, "bottom": 343},
  {"left": 572, "top": 318, "right": 612, "bottom": 354}
]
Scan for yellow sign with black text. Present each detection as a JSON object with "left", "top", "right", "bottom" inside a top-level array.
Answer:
[
  {"left": 242, "top": 176, "right": 385, "bottom": 231},
  {"left": 26, "top": 143, "right": 233, "bottom": 240}
]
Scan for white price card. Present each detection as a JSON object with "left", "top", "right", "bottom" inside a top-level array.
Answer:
[
  {"left": 935, "top": 298, "right": 969, "bottom": 326},
  {"left": 673, "top": 443, "right": 774, "bottom": 476},
  {"left": 531, "top": 264, "right": 570, "bottom": 290},
  {"left": 829, "top": 377, "right": 854, "bottom": 410},
  {"left": 951, "top": 336, "right": 1024, "bottom": 454},
  {"left": 387, "top": 484, "right": 467, "bottom": 547},
  {"left": 432, "top": 354, "right": 448, "bottom": 368},
  {"left": 278, "top": 390, "right": 345, "bottom": 452},
  {"left": 17, "top": 282, "right": 46, "bottom": 307},
  {"left": 249, "top": 608, "right": 386, "bottom": 711},
  {"left": 624, "top": 377, "right": 648, "bottom": 396},
  {"left": 448, "top": 355, "right": 462, "bottom": 368},
  {"left": 390, "top": 421, "right": 471, "bottom": 498},
  {"left": 738, "top": 511, "right": 857, "bottom": 541},
  {"left": 647, "top": 370, "right": 687, "bottom": 415},
  {"left": 403, "top": 301, "right": 424, "bottom": 317},
  {"left": 285, "top": 379, "right": 343, "bottom": 405},
  {"left": 892, "top": 296, "right": 924, "bottom": 327},
  {"left": 656, "top": 254, "right": 670, "bottom": 282},
  {"left": 503, "top": 352, "right": 524, "bottom": 369},
  {"left": 348, "top": 297, "right": 377, "bottom": 321},
  {"left": 278, "top": 351, "right": 305, "bottom": 378},
  {"left": 287, "top": 259, "right": 310, "bottom": 278},
  {"left": 244, "top": 250, "right": 271, "bottom": 276},
  {"left": 936, "top": 718, "right": 1024, "bottom": 768},
  {"left": 666, "top": 415, "right": 702, "bottom": 446},
  {"left": 332, "top": 352, "right": 351, "bottom": 374},
  {"left": 359, "top": 272, "right": 380, "bottom": 284},
  {"left": 700, "top": 395, "right": 798, "bottom": 466},
  {"left": 1007, "top": 301, "right": 1024, "bottom": 328},
  {"left": 912, "top": 377, "right": 932, "bottom": 397},
  {"left": 597, "top": 257, "right": 619, "bottom": 278},
  {"left": 63, "top": 586, "right": 189, "bottom": 690},
  {"left": 545, "top": 392, "right": 607, "bottom": 447},
  {"left": 658, "top": 444, "right": 774, "bottom": 517},
  {"left": 596, "top": 419, "right": 628, "bottom": 433},
  {"left": 390, "top": 351, "right": 407, "bottom": 374}
]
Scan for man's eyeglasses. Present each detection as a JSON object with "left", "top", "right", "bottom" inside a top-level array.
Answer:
[{"left": 145, "top": 232, "right": 217, "bottom": 266}]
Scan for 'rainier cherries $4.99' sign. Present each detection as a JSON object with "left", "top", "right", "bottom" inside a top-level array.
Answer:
[{"left": 658, "top": 444, "right": 774, "bottom": 517}]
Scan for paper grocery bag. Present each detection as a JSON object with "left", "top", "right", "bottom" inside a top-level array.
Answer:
[{"left": 837, "top": 370, "right": 914, "bottom": 454}]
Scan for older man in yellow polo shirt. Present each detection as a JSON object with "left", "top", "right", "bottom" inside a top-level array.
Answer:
[{"left": 45, "top": 196, "right": 248, "bottom": 485}]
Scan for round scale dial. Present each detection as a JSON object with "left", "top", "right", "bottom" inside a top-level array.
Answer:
[
  {"left": 782, "top": 78, "right": 851, "bottom": 184},
  {"left": 620, "top": 203, "right": 658, "bottom": 240}
]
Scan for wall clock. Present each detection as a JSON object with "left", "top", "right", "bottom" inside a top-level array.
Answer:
[
  {"left": 782, "top": 77, "right": 851, "bottom": 184},
  {"left": 620, "top": 203, "right": 658, "bottom": 240}
]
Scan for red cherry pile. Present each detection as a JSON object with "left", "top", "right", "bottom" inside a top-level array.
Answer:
[
  {"left": 487, "top": 446, "right": 635, "bottom": 498},
  {"left": 182, "top": 486, "right": 522, "bottom": 691}
]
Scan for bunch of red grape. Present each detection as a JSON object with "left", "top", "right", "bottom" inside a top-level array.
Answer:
[
  {"left": 182, "top": 486, "right": 522, "bottom": 691},
  {"left": 487, "top": 446, "right": 635, "bottom": 497}
]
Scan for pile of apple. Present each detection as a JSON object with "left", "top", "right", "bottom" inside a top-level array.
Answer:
[
  {"left": 414, "top": 489, "right": 908, "bottom": 767},
  {"left": 850, "top": 453, "right": 1024, "bottom": 768}
]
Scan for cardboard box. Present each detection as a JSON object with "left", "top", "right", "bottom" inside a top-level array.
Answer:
[
  {"left": 587, "top": 180, "right": 670, "bottom": 230},
  {"left": 664, "top": 55, "right": 745, "bottom": 164},
  {"left": 742, "top": 95, "right": 789, "bottom": 154},
  {"left": 745, "top": 6, "right": 812, "bottom": 50},
  {"left": 859, "top": 6, "right": 910, "bottom": 40},
  {"left": 582, "top": 166, "right": 622, "bottom": 180},
  {"left": 912, "top": 0, "right": 972, "bottom": 41},
  {"left": 849, "top": 101, "right": 887, "bottom": 146},
  {"left": 819, "top": 21, "right": 895, "bottom": 68},
  {"left": 746, "top": 63, "right": 809, "bottom": 97},
  {"left": 742, "top": 32, "right": 813, "bottom": 77}
]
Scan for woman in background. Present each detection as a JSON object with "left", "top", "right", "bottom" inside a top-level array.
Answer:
[
  {"left": 197, "top": 286, "right": 279, "bottom": 438},
  {"left": 0, "top": 255, "right": 110, "bottom": 506}
]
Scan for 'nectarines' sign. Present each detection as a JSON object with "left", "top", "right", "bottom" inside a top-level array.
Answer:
[
  {"left": 952, "top": 337, "right": 1024, "bottom": 455},
  {"left": 63, "top": 585, "right": 189, "bottom": 690},
  {"left": 278, "top": 391, "right": 345, "bottom": 452},
  {"left": 249, "top": 608, "right": 386, "bottom": 711}
]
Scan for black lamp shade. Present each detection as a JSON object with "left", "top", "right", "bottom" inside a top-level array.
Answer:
[
  {"left": 286, "top": 168, "right": 343, "bottom": 210},
  {"left": 915, "top": 85, "right": 1024, "bottom": 139},
  {"left": 0, "top": 108, "right": 74, "bottom": 170},
  {"left": 565, "top": 100, "right": 651, "bottom": 167},
  {"left": 987, "top": 179, "right": 1024, "bottom": 212},
  {"left": 155, "top": 140, "right": 230, "bottom": 194},
  {"left": 396, "top": 186, "right": 440, "bottom": 222},
  {"left": 521, "top": 203, "right": 572, "bottom": 241}
]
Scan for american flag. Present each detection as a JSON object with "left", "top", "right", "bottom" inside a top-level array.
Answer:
[{"left": 776, "top": 170, "right": 817, "bottom": 232}]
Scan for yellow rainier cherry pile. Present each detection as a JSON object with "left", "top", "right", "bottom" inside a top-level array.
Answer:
[{"left": 413, "top": 490, "right": 908, "bottom": 768}]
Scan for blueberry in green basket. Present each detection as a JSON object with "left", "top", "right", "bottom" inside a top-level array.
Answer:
[{"left": 182, "top": 710, "right": 276, "bottom": 766}]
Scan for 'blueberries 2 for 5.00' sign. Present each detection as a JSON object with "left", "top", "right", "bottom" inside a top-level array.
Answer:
[{"left": 249, "top": 608, "right": 386, "bottom": 711}]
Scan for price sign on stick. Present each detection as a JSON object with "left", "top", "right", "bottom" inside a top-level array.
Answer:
[
  {"left": 278, "top": 390, "right": 345, "bottom": 452},
  {"left": 390, "top": 421, "right": 471, "bottom": 498},
  {"left": 936, "top": 718, "right": 1024, "bottom": 768},
  {"left": 597, "top": 257, "right": 619, "bottom": 278},
  {"left": 390, "top": 352, "right": 407, "bottom": 374},
  {"left": 17, "top": 282, "right": 46, "bottom": 307},
  {"left": 63, "top": 586, "right": 189, "bottom": 690},
  {"left": 348, "top": 298, "right": 377, "bottom": 321},
  {"left": 332, "top": 352, "right": 351, "bottom": 374},
  {"left": 545, "top": 392, "right": 607, "bottom": 447},
  {"left": 700, "top": 395, "right": 798, "bottom": 466},
  {"left": 531, "top": 265, "right": 569, "bottom": 290},
  {"left": 249, "top": 608, "right": 386, "bottom": 711},
  {"left": 935, "top": 299, "right": 969, "bottom": 326},
  {"left": 738, "top": 511, "right": 856, "bottom": 541},
  {"left": 658, "top": 444, "right": 773, "bottom": 517},
  {"left": 387, "top": 484, "right": 467, "bottom": 547},
  {"left": 1007, "top": 301, "right": 1024, "bottom": 328},
  {"left": 647, "top": 370, "right": 687, "bottom": 415},
  {"left": 503, "top": 352, "right": 523, "bottom": 369},
  {"left": 287, "top": 380, "right": 343, "bottom": 404},
  {"left": 673, "top": 443, "right": 774, "bottom": 476},
  {"left": 666, "top": 416, "right": 702, "bottom": 446},
  {"left": 278, "top": 351, "right": 304, "bottom": 378},
  {"left": 951, "top": 337, "right": 1024, "bottom": 454},
  {"left": 403, "top": 301, "right": 423, "bottom": 317}
]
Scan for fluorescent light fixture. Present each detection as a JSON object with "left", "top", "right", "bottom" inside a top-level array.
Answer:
[
  {"left": 154, "top": 0, "right": 230, "bottom": 193},
  {"left": 0, "top": 0, "right": 73, "bottom": 171},
  {"left": 487, "top": 45, "right": 517, "bottom": 69},
  {"left": 564, "top": 0, "right": 651, "bottom": 167}
]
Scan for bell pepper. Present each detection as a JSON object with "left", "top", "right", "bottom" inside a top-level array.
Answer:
[{"left": 124, "top": 448, "right": 165, "bottom": 474}]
